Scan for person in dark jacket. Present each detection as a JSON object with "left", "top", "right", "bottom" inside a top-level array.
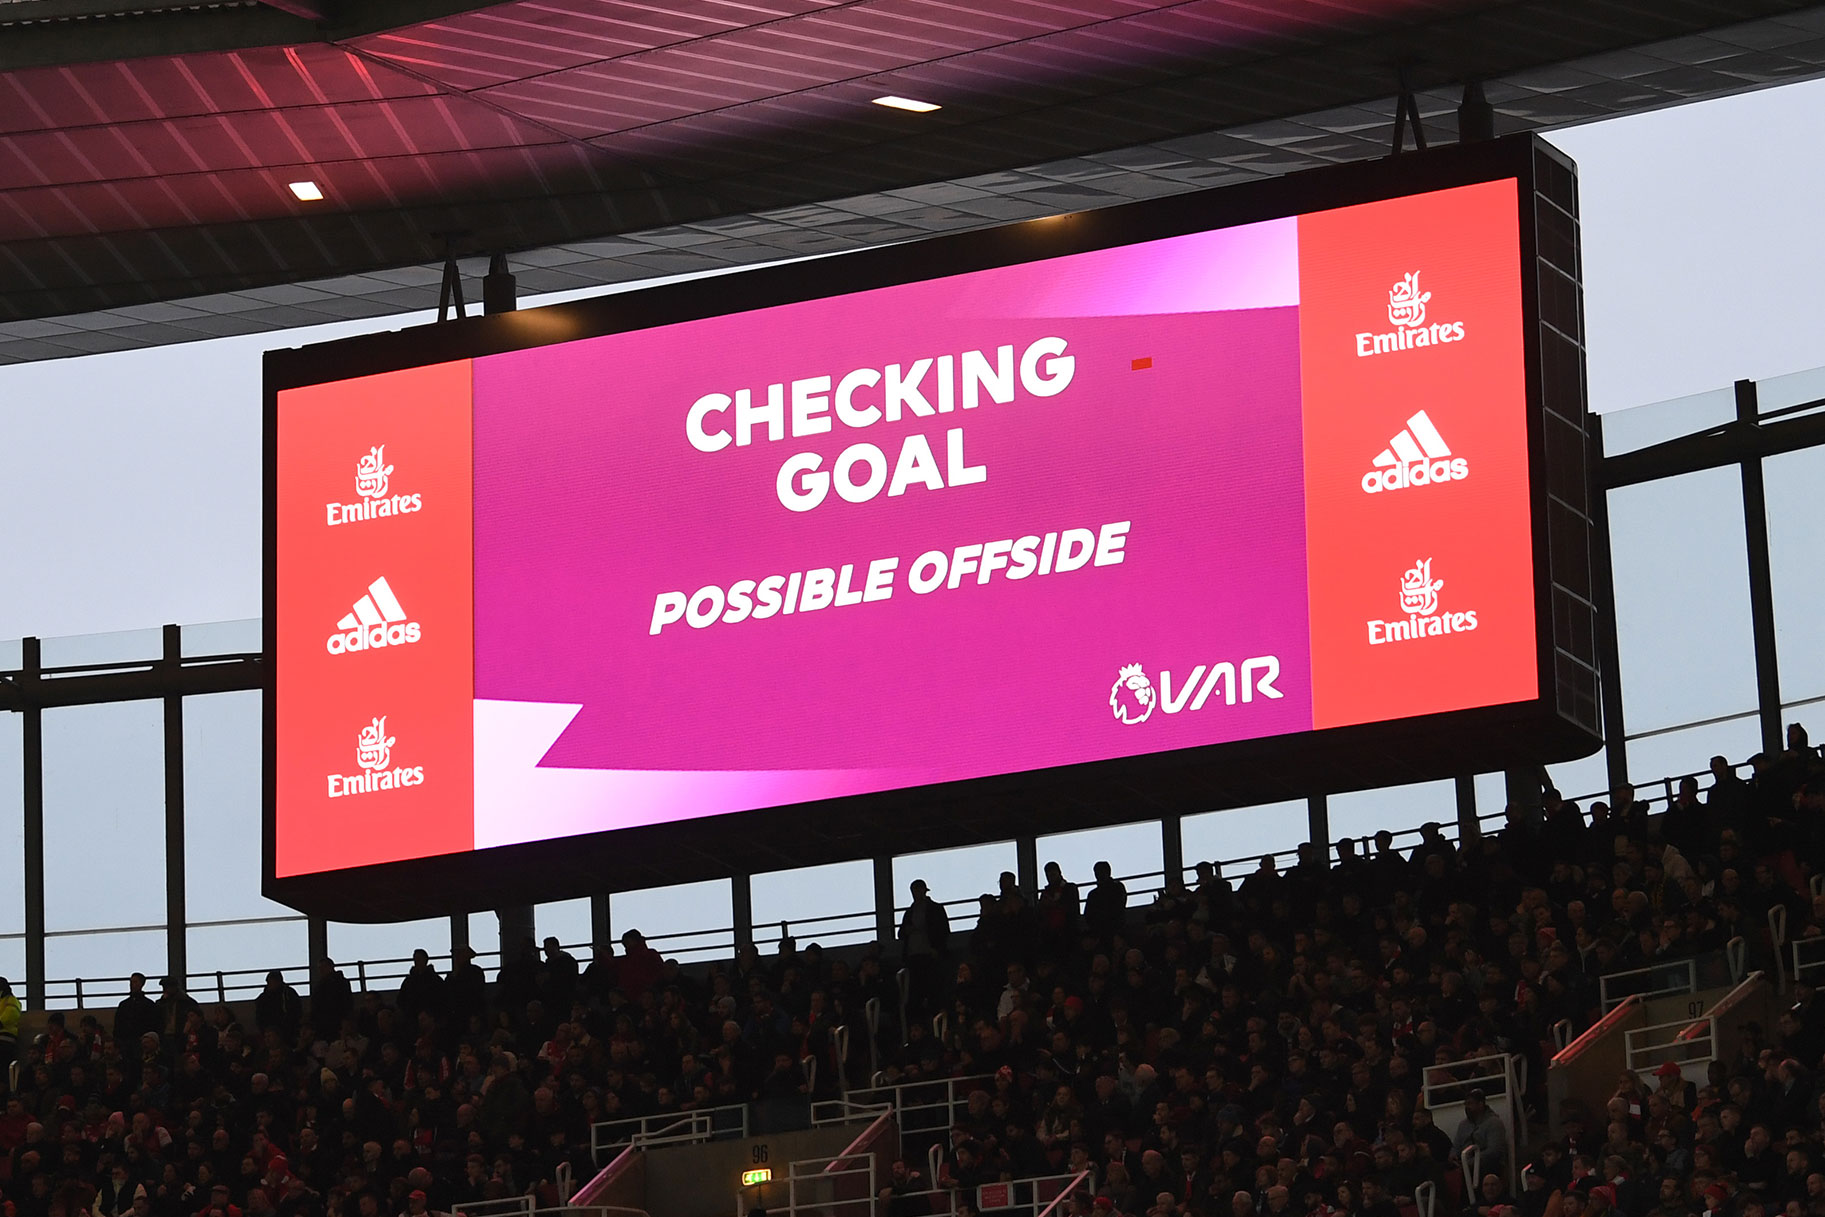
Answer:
[
  {"left": 253, "top": 972, "right": 302, "bottom": 1038},
  {"left": 113, "top": 974, "right": 159, "bottom": 1049},
  {"left": 1084, "top": 861, "right": 1129, "bottom": 941},
  {"left": 311, "top": 959, "right": 354, "bottom": 1034},
  {"left": 899, "top": 879, "right": 951, "bottom": 1023},
  {"left": 397, "top": 951, "right": 445, "bottom": 1024}
]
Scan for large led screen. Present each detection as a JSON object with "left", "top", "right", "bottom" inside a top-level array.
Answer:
[{"left": 268, "top": 138, "right": 1598, "bottom": 904}]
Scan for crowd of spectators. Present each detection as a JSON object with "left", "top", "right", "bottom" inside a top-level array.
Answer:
[{"left": 2, "top": 729, "right": 1824, "bottom": 1217}]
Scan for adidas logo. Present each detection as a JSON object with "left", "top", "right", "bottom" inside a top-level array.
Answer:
[
  {"left": 1360, "top": 410, "right": 1469, "bottom": 494},
  {"left": 325, "top": 576, "right": 423, "bottom": 655}
]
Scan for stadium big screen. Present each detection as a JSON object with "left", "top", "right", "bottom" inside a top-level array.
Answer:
[{"left": 266, "top": 134, "right": 1600, "bottom": 917}]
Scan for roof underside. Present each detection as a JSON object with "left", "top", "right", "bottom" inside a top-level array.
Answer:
[{"left": 3, "top": 0, "right": 1824, "bottom": 363}]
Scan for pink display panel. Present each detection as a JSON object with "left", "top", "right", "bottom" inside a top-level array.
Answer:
[{"left": 272, "top": 179, "right": 1538, "bottom": 877}]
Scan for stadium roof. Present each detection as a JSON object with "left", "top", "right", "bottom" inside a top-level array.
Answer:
[{"left": 4, "top": 0, "right": 1825, "bottom": 363}]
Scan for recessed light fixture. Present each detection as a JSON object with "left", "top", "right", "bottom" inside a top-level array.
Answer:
[
  {"left": 288, "top": 180, "right": 324, "bottom": 201},
  {"left": 872, "top": 95, "right": 941, "bottom": 113}
]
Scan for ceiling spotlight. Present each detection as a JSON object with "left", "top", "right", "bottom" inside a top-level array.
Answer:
[
  {"left": 288, "top": 180, "right": 324, "bottom": 201},
  {"left": 872, "top": 95, "right": 941, "bottom": 113}
]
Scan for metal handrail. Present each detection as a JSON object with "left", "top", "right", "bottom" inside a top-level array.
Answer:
[
  {"left": 1793, "top": 936, "right": 1825, "bottom": 987},
  {"left": 588, "top": 1104, "right": 748, "bottom": 1163},
  {"left": 1624, "top": 1014, "right": 1716, "bottom": 1072},
  {"left": 1551, "top": 993, "right": 1641, "bottom": 1066},
  {"left": 1771, "top": 905, "right": 1791, "bottom": 990},
  {"left": 786, "top": 1150, "right": 875, "bottom": 1217},
  {"left": 1035, "top": 1170, "right": 1095, "bottom": 1217},
  {"left": 1599, "top": 956, "right": 1698, "bottom": 1012},
  {"left": 22, "top": 748, "right": 1788, "bottom": 1010},
  {"left": 810, "top": 1098, "right": 893, "bottom": 1127},
  {"left": 453, "top": 1198, "right": 542, "bottom": 1217}
]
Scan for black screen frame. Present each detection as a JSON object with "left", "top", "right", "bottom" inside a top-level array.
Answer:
[{"left": 264, "top": 133, "right": 1600, "bottom": 920}]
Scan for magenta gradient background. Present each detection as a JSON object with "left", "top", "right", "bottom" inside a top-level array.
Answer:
[{"left": 472, "top": 217, "right": 1316, "bottom": 843}]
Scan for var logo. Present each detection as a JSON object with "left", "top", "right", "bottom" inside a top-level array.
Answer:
[
  {"left": 1108, "top": 657, "right": 1283, "bottom": 725},
  {"left": 325, "top": 576, "right": 423, "bottom": 655}
]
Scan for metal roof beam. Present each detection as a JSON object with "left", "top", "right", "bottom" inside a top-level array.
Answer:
[
  {"left": 0, "top": 0, "right": 499, "bottom": 69},
  {"left": 1600, "top": 405, "right": 1825, "bottom": 489}
]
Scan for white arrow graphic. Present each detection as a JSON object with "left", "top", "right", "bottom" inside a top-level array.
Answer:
[{"left": 473, "top": 699, "right": 920, "bottom": 850}]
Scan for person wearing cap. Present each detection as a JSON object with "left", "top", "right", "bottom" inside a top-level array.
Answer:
[
  {"left": 899, "top": 879, "right": 951, "bottom": 1022},
  {"left": 1654, "top": 1062, "right": 1697, "bottom": 1112},
  {"left": 195, "top": 1182, "right": 242, "bottom": 1217},
  {"left": 1452, "top": 1090, "right": 1510, "bottom": 1179}
]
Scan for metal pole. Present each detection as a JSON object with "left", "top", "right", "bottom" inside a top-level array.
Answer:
[
  {"left": 162, "top": 625, "right": 188, "bottom": 996},
  {"left": 1454, "top": 775, "right": 1479, "bottom": 841},
  {"left": 1015, "top": 835, "right": 1038, "bottom": 901},
  {"left": 496, "top": 906, "right": 534, "bottom": 956},
  {"left": 21, "top": 637, "right": 45, "bottom": 1011},
  {"left": 307, "top": 917, "right": 329, "bottom": 977},
  {"left": 732, "top": 873, "right": 754, "bottom": 953},
  {"left": 1161, "top": 813, "right": 1184, "bottom": 886},
  {"left": 1306, "top": 794, "right": 1329, "bottom": 850},
  {"left": 1737, "top": 379, "right": 1784, "bottom": 756},
  {"left": 1590, "top": 415, "right": 1629, "bottom": 791},
  {"left": 873, "top": 856, "right": 895, "bottom": 945},
  {"left": 590, "top": 893, "right": 611, "bottom": 954},
  {"left": 449, "top": 913, "right": 469, "bottom": 955}
]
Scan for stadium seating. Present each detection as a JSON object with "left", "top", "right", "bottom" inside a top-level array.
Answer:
[{"left": 3, "top": 733, "right": 1823, "bottom": 1217}]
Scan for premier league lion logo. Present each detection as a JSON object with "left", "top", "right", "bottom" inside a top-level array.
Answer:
[{"left": 1109, "top": 663, "right": 1156, "bottom": 726}]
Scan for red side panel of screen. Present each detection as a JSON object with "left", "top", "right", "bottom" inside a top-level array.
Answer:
[
  {"left": 274, "top": 361, "right": 475, "bottom": 877},
  {"left": 1298, "top": 180, "right": 1538, "bottom": 731}
]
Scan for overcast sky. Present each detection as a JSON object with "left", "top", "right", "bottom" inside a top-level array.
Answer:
[
  {"left": 3, "top": 77, "right": 1825, "bottom": 979},
  {"left": 5, "top": 79, "right": 1825, "bottom": 642}
]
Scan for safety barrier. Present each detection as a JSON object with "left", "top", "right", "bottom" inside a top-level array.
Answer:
[
  {"left": 1771, "top": 905, "right": 1791, "bottom": 989},
  {"left": 16, "top": 748, "right": 1776, "bottom": 1010},
  {"left": 1422, "top": 1053, "right": 1519, "bottom": 1189},
  {"left": 786, "top": 1150, "right": 875, "bottom": 1217},
  {"left": 1623, "top": 1013, "right": 1715, "bottom": 1076},
  {"left": 589, "top": 1104, "right": 750, "bottom": 1163},
  {"left": 1599, "top": 957, "right": 1697, "bottom": 1012},
  {"left": 452, "top": 1204, "right": 647, "bottom": 1217},
  {"left": 821, "top": 1073, "right": 993, "bottom": 1147},
  {"left": 1034, "top": 1171, "right": 1095, "bottom": 1217},
  {"left": 1793, "top": 935, "right": 1825, "bottom": 987}
]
